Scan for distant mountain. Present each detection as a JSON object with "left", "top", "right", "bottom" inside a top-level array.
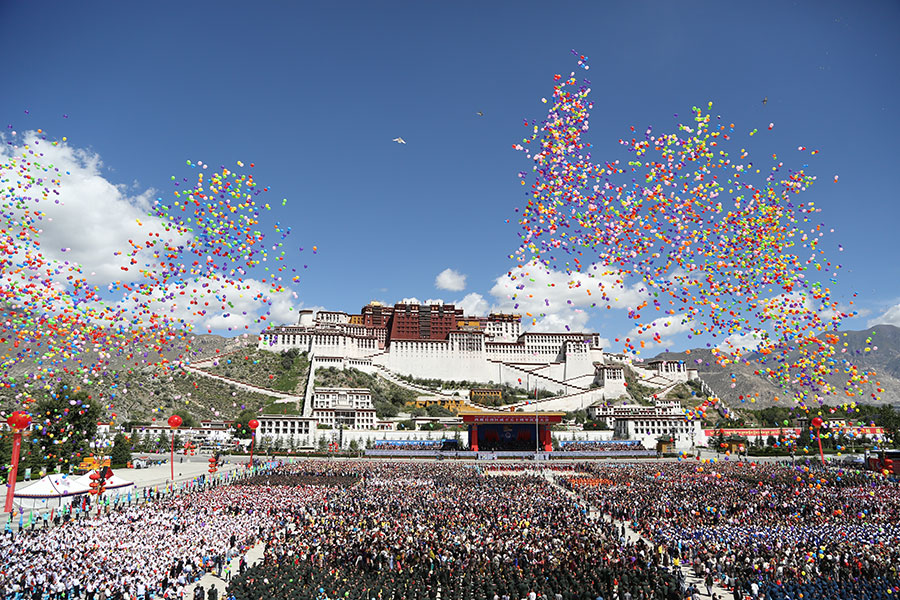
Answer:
[{"left": 652, "top": 324, "right": 900, "bottom": 409}]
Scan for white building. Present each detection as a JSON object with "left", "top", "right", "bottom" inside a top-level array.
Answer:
[
  {"left": 310, "top": 387, "right": 377, "bottom": 429},
  {"left": 135, "top": 425, "right": 232, "bottom": 446},
  {"left": 645, "top": 360, "right": 693, "bottom": 381},
  {"left": 483, "top": 313, "right": 522, "bottom": 343},
  {"left": 595, "top": 364, "right": 627, "bottom": 399},
  {"left": 610, "top": 400, "right": 702, "bottom": 450},
  {"left": 255, "top": 414, "right": 317, "bottom": 448}
]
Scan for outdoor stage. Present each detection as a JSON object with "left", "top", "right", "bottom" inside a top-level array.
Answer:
[{"left": 460, "top": 409, "right": 565, "bottom": 452}]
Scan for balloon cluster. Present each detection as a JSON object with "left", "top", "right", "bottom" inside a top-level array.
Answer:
[
  {"left": 513, "top": 52, "right": 872, "bottom": 408},
  {"left": 1, "top": 127, "right": 302, "bottom": 464}
]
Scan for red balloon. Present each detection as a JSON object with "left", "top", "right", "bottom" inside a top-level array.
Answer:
[
  {"left": 248, "top": 419, "right": 259, "bottom": 430},
  {"left": 811, "top": 416, "right": 823, "bottom": 429},
  {"left": 167, "top": 414, "right": 183, "bottom": 429}
]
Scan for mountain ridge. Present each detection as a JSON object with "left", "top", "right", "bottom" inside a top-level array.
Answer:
[{"left": 651, "top": 324, "right": 900, "bottom": 409}]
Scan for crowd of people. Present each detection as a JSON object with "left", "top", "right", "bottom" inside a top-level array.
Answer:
[
  {"left": 0, "top": 471, "right": 341, "bottom": 600},
  {"left": 0, "top": 459, "right": 897, "bottom": 600},
  {"left": 562, "top": 461, "right": 900, "bottom": 600},
  {"left": 371, "top": 441, "right": 443, "bottom": 450},
  {"left": 559, "top": 442, "right": 646, "bottom": 453},
  {"left": 229, "top": 462, "right": 682, "bottom": 600}
]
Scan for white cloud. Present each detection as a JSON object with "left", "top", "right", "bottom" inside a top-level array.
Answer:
[
  {"left": 718, "top": 330, "right": 767, "bottom": 352},
  {"left": 435, "top": 268, "right": 467, "bottom": 292},
  {"left": 487, "top": 260, "right": 652, "bottom": 333},
  {"left": 122, "top": 277, "right": 298, "bottom": 333},
  {"left": 0, "top": 131, "right": 181, "bottom": 283},
  {"left": 627, "top": 314, "right": 694, "bottom": 341},
  {"left": 456, "top": 292, "right": 489, "bottom": 317},
  {"left": 868, "top": 303, "right": 900, "bottom": 327},
  {"left": 1, "top": 132, "right": 290, "bottom": 336}
]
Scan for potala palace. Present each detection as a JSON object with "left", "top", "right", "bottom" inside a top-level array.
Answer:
[{"left": 257, "top": 301, "right": 701, "bottom": 420}]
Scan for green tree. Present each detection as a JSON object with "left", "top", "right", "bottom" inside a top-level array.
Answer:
[
  {"left": 280, "top": 348, "right": 300, "bottom": 370},
  {"left": 26, "top": 385, "right": 102, "bottom": 472},
  {"left": 231, "top": 409, "right": 258, "bottom": 439},
  {"left": 172, "top": 410, "right": 199, "bottom": 429},
  {"left": 715, "top": 428, "right": 726, "bottom": 450},
  {"left": 110, "top": 433, "right": 132, "bottom": 467},
  {"left": 425, "top": 404, "right": 453, "bottom": 418},
  {"left": 876, "top": 405, "right": 900, "bottom": 446},
  {"left": 375, "top": 401, "right": 399, "bottom": 419}
]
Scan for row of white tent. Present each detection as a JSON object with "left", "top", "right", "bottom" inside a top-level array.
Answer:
[{"left": 12, "top": 472, "right": 135, "bottom": 510}]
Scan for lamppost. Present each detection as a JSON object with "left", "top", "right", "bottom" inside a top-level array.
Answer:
[
  {"left": 4, "top": 411, "right": 32, "bottom": 513},
  {"left": 247, "top": 419, "right": 259, "bottom": 467},
  {"left": 811, "top": 416, "right": 825, "bottom": 467},
  {"left": 167, "top": 414, "right": 182, "bottom": 481}
]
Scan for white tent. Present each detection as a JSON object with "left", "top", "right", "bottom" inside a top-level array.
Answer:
[
  {"left": 13, "top": 474, "right": 90, "bottom": 511},
  {"left": 73, "top": 472, "right": 135, "bottom": 492}
]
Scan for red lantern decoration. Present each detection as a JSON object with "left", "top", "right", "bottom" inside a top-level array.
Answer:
[
  {"left": 247, "top": 419, "right": 259, "bottom": 431},
  {"left": 167, "top": 414, "right": 183, "bottom": 429},
  {"left": 6, "top": 411, "right": 31, "bottom": 431},
  {"left": 811, "top": 417, "right": 823, "bottom": 429}
]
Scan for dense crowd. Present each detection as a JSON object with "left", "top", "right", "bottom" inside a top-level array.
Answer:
[
  {"left": 559, "top": 442, "right": 646, "bottom": 453},
  {"left": 0, "top": 459, "right": 897, "bottom": 600},
  {"left": 0, "top": 471, "right": 339, "bottom": 600},
  {"left": 562, "top": 461, "right": 900, "bottom": 600},
  {"left": 229, "top": 462, "right": 682, "bottom": 600},
  {"left": 371, "top": 441, "right": 442, "bottom": 450}
]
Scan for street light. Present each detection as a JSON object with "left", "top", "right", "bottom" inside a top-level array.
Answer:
[
  {"left": 4, "top": 411, "right": 31, "bottom": 513},
  {"left": 247, "top": 419, "right": 259, "bottom": 468},
  {"left": 167, "top": 414, "right": 183, "bottom": 481}
]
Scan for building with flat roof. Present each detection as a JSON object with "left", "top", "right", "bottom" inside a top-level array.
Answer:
[
  {"left": 255, "top": 414, "right": 317, "bottom": 447},
  {"left": 310, "top": 387, "right": 377, "bottom": 430},
  {"left": 258, "top": 302, "right": 696, "bottom": 401},
  {"left": 609, "top": 400, "right": 702, "bottom": 450}
]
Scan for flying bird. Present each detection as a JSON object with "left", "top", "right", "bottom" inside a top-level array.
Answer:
[
  {"left": 762, "top": 96, "right": 768, "bottom": 105},
  {"left": 392, "top": 137, "right": 406, "bottom": 144},
  {"left": 476, "top": 111, "right": 484, "bottom": 117}
]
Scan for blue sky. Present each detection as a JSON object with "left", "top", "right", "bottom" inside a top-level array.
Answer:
[{"left": 2, "top": 1, "right": 898, "bottom": 352}]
